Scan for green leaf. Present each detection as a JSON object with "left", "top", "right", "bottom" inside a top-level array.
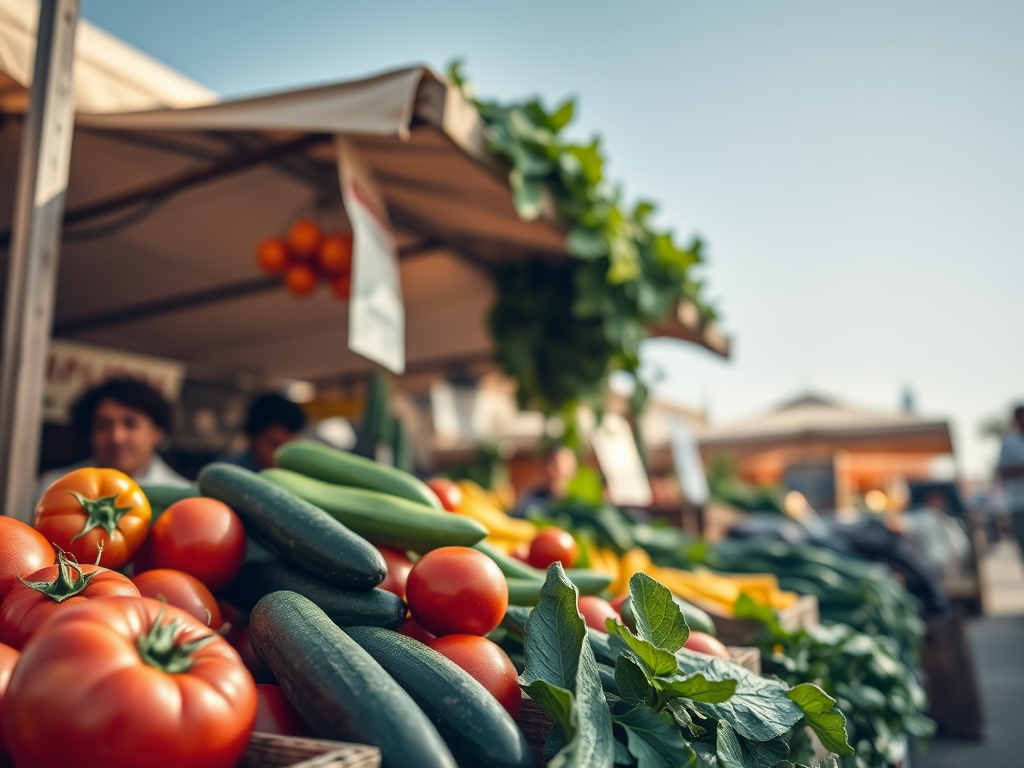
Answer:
[
  {"left": 564, "top": 465, "right": 605, "bottom": 506},
  {"left": 786, "top": 683, "right": 855, "bottom": 757},
  {"left": 510, "top": 169, "right": 543, "bottom": 221},
  {"left": 716, "top": 720, "right": 746, "bottom": 768},
  {"left": 677, "top": 654, "right": 804, "bottom": 742},
  {"left": 606, "top": 620, "right": 678, "bottom": 676},
  {"left": 566, "top": 226, "right": 609, "bottom": 260},
  {"left": 614, "top": 653, "right": 655, "bottom": 708},
  {"left": 658, "top": 672, "right": 737, "bottom": 704},
  {"left": 614, "top": 706, "right": 696, "bottom": 768},
  {"left": 665, "top": 699, "right": 707, "bottom": 738},
  {"left": 628, "top": 572, "right": 690, "bottom": 652},
  {"left": 521, "top": 564, "right": 614, "bottom": 768},
  {"left": 549, "top": 98, "right": 575, "bottom": 131}
]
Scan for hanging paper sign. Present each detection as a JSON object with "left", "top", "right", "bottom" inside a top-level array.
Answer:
[
  {"left": 669, "top": 417, "right": 709, "bottom": 505},
  {"left": 590, "top": 412, "right": 653, "bottom": 508},
  {"left": 335, "top": 137, "right": 405, "bottom": 373}
]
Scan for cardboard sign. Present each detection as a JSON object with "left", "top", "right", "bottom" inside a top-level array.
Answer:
[
  {"left": 590, "top": 412, "right": 653, "bottom": 508},
  {"left": 336, "top": 137, "right": 405, "bottom": 374},
  {"left": 44, "top": 340, "right": 185, "bottom": 424},
  {"left": 669, "top": 417, "right": 709, "bottom": 505}
]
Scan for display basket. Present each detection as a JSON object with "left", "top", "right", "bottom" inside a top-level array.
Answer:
[
  {"left": 237, "top": 732, "right": 380, "bottom": 768},
  {"left": 712, "top": 594, "right": 819, "bottom": 647}
]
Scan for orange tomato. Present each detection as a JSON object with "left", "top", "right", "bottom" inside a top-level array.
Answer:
[
  {"left": 287, "top": 219, "right": 323, "bottom": 260},
  {"left": 285, "top": 264, "right": 319, "bottom": 296},
  {"left": 255, "top": 238, "right": 290, "bottom": 274},
  {"left": 34, "top": 468, "right": 151, "bottom": 569},
  {"left": 330, "top": 272, "right": 352, "bottom": 300},
  {"left": 318, "top": 233, "right": 353, "bottom": 273}
]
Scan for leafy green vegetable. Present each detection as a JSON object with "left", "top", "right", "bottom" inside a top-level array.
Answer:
[
  {"left": 614, "top": 707, "right": 695, "bottom": 768},
  {"left": 449, "top": 62, "right": 716, "bottom": 415},
  {"left": 628, "top": 573, "right": 690, "bottom": 652},
  {"left": 786, "top": 684, "right": 854, "bottom": 757},
  {"left": 520, "top": 563, "right": 614, "bottom": 767}
]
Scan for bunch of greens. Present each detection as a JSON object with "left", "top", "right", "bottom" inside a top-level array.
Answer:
[
  {"left": 448, "top": 62, "right": 715, "bottom": 415},
  {"left": 736, "top": 596, "right": 935, "bottom": 768},
  {"left": 704, "top": 540, "right": 927, "bottom": 664},
  {"left": 504, "top": 566, "right": 853, "bottom": 768}
]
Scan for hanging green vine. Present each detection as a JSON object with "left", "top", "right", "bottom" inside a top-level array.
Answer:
[{"left": 449, "top": 62, "right": 716, "bottom": 416}]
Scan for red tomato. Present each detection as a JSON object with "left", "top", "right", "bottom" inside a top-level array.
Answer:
[
  {"left": 0, "top": 518, "right": 55, "bottom": 605},
  {"left": 377, "top": 547, "right": 413, "bottom": 601},
  {"left": 610, "top": 593, "right": 628, "bottom": 614},
  {"left": 425, "top": 479, "right": 462, "bottom": 512},
  {"left": 1, "top": 596, "right": 256, "bottom": 768},
  {"left": 132, "top": 569, "right": 222, "bottom": 629},
  {"left": 406, "top": 547, "right": 508, "bottom": 637},
  {"left": 318, "top": 233, "right": 353, "bottom": 274},
  {"left": 429, "top": 634, "right": 521, "bottom": 719},
  {"left": 682, "top": 630, "right": 730, "bottom": 659},
  {"left": 0, "top": 549, "right": 140, "bottom": 650},
  {"left": 0, "top": 642, "right": 19, "bottom": 764},
  {"left": 397, "top": 617, "right": 437, "bottom": 645},
  {"left": 255, "top": 238, "right": 290, "bottom": 274},
  {"left": 527, "top": 529, "right": 578, "bottom": 570},
  {"left": 33, "top": 467, "right": 151, "bottom": 569},
  {"left": 577, "top": 596, "right": 619, "bottom": 632},
  {"left": 254, "top": 684, "right": 311, "bottom": 737},
  {"left": 287, "top": 219, "right": 323, "bottom": 260},
  {"left": 145, "top": 498, "right": 246, "bottom": 591},
  {"left": 285, "top": 264, "right": 319, "bottom": 296}
]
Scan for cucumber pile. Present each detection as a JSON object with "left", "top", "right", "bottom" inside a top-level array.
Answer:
[{"left": 194, "top": 444, "right": 536, "bottom": 767}]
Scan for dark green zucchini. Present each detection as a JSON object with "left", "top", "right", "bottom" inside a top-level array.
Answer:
[
  {"left": 347, "top": 627, "right": 530, "bottom": 768},
  {"left": 276, "top": 440, "right": 442, "bottom": 509},
  {"left": 198, "top": 463, "right": 385, "bottom": 590},
  {"left": 505, "top": 570, "right": 612, "bottom": 605},
  {"left": 261, "top": 468, "right": 487, "bottom": 552},
  {"left": 250, "top": 592, "right": 457, "bottom": 768},
  {"left": 220, "top": 562, "right": 404, "bottom": 629},
  {"left": 139, "top": 483, "right": 199, "bottom": 516}
]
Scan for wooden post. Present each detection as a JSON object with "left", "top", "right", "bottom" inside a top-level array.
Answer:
[{"left": 0, "top": 0, "right": 81, "bottom": 519}]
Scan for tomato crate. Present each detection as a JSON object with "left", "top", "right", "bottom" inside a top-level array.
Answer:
[
  {"left": 712, "top": 594, "right": 819, "bottom": 647},
  {"left": 236, "top": 732, "right": 380, "bottom": 768},
  {"left": 518, "top": 647, "right": 762, "bottom": 768}
]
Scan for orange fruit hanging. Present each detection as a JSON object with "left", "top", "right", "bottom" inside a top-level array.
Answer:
[
  {"left": 287, "top": 219, "right": 323, "bottom": 261},
  {"left": 330, "top": 272, "right": 352, "bottom": 300},
  {"left": 255, "top": 238, "right": 290, "bottom": 274},
  {"left": 318, "top": 233, "right": 353, "bottom": 274},
  {"left": 285, "top": 264, "right": 319, "bottom": 296}
]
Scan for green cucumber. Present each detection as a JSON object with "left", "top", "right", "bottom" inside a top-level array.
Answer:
[
  {"left": 347, "top": 627, "right": 531, "bottom": 768},
  {"left": 276, "top": 440, "right": 441, "bottom": 509},
  {"left": 619, "top": 594, "right": 717, "bottom": 637},
  {"left": 249, "top": 591, "right": 457, "bottom": 768},
  {"left": 505, "top": 570, "right": 612, "bottom": 605},
  {"left": 261, "top": 468, "right": 487, "bottom": 553},
  {"left": 139, "top": 483, "right": 198, "bottom": 516},
  {"left": 198, "top": 463, "right": 385, "bottom": 590},
  {"left": 473, "top": 541, "right": 543, "bottom": 580},
  {"left": 220, "top": 562, "right": 404, "bottom": 629}
]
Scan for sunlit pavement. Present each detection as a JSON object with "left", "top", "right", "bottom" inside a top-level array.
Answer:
[{"left": 912, "top": 540, "right": 1024, "bottom": 767}]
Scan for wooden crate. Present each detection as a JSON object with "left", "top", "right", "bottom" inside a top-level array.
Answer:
[
  {"left": 518, "top": 647, "right": 763, "bottom": 768},
  {"left": 713, "top": 595, "right": 819, "bottom": 647},
  {"left": 238, "top": 732, "right": 380, "bottom": 768}
]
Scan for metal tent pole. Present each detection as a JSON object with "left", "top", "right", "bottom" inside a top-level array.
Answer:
[{"left": 0, "top": 0, "right": 80, "bottom": 520}]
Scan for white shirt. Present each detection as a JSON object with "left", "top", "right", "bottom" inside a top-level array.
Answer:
[
  {"left": 997, "top": 429, "right": 1024, "bottom": 512},
  {"left": 28, "top": 454, "right": 189, "bottom": 522}
]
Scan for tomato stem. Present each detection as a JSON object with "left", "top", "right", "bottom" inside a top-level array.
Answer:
[
  {"left": 18, "top": 545, "right": 102, "bottom": 603},
  {"left": 136, "top": 602, "right": 217, "bottom": 674},
  {"left": 66, "top": 490, "right": 134, "bottom": 542}
]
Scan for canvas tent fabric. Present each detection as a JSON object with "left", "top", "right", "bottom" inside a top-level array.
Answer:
[
  {"left": 699, "top": 393, "right": 953, "bottom": 456},
  {"left": 0, "top": 3, "right": 727, "bottom": 386}
]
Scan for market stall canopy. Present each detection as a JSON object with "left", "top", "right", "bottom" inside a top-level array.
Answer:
[
  {"left": 0, "top": 7, "right": 728, "bottom": 384},
  {"left": 699, "top": 394, "right": 953, "bottom": 456}
]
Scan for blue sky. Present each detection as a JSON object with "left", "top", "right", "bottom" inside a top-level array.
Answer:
[{"left": 82, "top": 0, "right": 1023, "bottom": 478}]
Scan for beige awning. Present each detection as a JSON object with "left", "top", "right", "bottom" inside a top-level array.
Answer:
[{"left": 0, "top": 10, "right": 729, "bottom": 386}]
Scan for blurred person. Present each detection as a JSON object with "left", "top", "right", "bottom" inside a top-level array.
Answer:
[
  {"left": 219, "top": 393, "right": 306, "bottom": 472},
  {"left": 513, "top": 445, "right": 578, "bottom": 517},
  {"left": 34, "top": 378, "right": 188, "bottom": 510},
  {"left": 996, "top": 404, "right": 1024, "bottom": 555}
]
